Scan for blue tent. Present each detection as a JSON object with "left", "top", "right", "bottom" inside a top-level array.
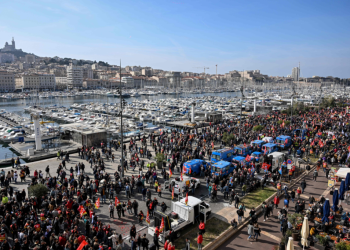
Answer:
[
  {"left": 332, "top": 189, "right": 339, "bottom": 212},
  {"left": 339, "top": 180, "right": 345, "bottom": 201},
  {"left": 322, "top": 199, "right": 330, "bottom": 223},
  {"left": 345, "top": 173, "right": 350, "bottom": 191}
]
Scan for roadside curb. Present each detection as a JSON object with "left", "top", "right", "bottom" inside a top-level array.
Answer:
[{"left": 203, "top": 164, "right": 316, "bottom": 250}]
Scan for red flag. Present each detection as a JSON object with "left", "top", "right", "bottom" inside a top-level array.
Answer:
[
  {"left": 95, "top": 198, "right": 100, "bottom": 209},
  {"left": 319, "top": 141, "right": 324, "bottom": 148},
  {"left": 146, "top": 210, "right": 150, "bottom": 224},
  {"left": 77, "top": 240, "right": 88, "bottom": 250},
  {"left": 185, "top": 192, "right": 188, "bottom": 206},
  {"left": 332, "top": 135, "right": 336, "bottom": 140},
  {"left": 115, "top": 196, "right": 120, "bottom": 206},
  {"left": 180, "top": 172, "right": 183, "bottom": 181},
  {"left": 80, "top": 207, "right": 87, "bottom": 218},
  {"left": 159, "top": 217, "right": 164, "bottom": 233},
  {"left": 169, "top": 169, "right": 173, "bottom": 178},
  {"left": 172, "top": 187, "right": 174, "bottom": 200},
  {"left": 245, "top": 155, "right": 251, "bottom": 162}
]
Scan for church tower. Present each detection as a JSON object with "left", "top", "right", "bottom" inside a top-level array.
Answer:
[{"left": 11, "top": 37, "right": 15, "bottom": 50}]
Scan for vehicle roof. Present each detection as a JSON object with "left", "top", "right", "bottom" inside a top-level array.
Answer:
[
  {"left": 235, "top": 144, "right": 251, "bottom": 149},
  {"left": 252, "top": 140, "right": 264, "bottom": 144},
  {"left": 213, "top": 161, "right": 231, "bottom": 168},
  {"left": 264, "top": 143, "right": 277, "bottom": 147},
  {"left": 251, "top": 152, "right": 262, "bottom": 155},
  {"left": 233, "top": 156, "right": 246, "bottom": 161},
  {"left": 277, "top": 135, "right": 291, "bottom": 139},
  {"left": 214, "top": 148, "right": 233, "bottom": 153},
  {"left": 179, "top": 196, "right": 203, "bottom": 207},
  {"left": 268, "top": 152, "right": 285, "bottom": 157},
  {"left": 184, "top": 159, "right": 204, "bottom": 165}
]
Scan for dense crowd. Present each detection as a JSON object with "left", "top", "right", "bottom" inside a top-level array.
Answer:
[{"left": 1, "top": 106, "right": 350, "bottom": 250}]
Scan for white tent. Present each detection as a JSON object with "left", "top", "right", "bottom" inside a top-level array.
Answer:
[{"left": 335, "top": 168, "right": 350, "bottom": 178}]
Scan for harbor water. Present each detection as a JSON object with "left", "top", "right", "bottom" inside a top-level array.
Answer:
[{"left": 0, "top": 91, "right": 240, "bottom": 160}]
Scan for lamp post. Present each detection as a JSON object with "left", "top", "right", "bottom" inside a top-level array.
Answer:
[
  {"left": 318, "top": 83, "right": 323, "bottom": 113},
  {"left": 239, "top": 85, "right": 244, "bottom": 139},
  {"left": 116, "top": 60, "right": 127, "bottom": 178},
  {"left": 290, "top": 83, "right": 296, "bottom": 125}
]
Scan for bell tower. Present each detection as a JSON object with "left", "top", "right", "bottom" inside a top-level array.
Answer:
[{"left": 11, "top": 37, "right": 15, "bottom": 49}]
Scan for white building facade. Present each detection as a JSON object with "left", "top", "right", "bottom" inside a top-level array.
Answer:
[
  {"left": 67, "top": 63, "right": 83, "bottom": 88},
  {"left": 0, "top": 71, "right": 15, "bottom": 92}
]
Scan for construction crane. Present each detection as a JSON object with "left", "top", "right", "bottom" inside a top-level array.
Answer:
[{"left": 194, "top": 67, "right": 209, "bottom": 75}]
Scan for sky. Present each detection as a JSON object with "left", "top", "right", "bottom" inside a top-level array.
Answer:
[{"left": 1, "top": 0, "right": 350, "bottom": 78}]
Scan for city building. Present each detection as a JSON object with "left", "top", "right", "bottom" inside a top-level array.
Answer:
[
  {"left": 83, "top": 68, "right": 93, "bottom": 79},
  {"left": 0, "top": 71, "right": 15, "bottom": 92},
  {"left": 25, "top": 54, "right": 36, "bottom": 63},
  {"left": 141, "top": 69, "right": 152, "bottom": 77},
  {"left": 165, "top": 71, "right": 181, "bottom": 88},
  {"left": 121, "top": 76, "right": 135, "bottom": 88},
  {"left": 15, "top": 74, "right": 56, "bottom": 90},
  {"left": 0, "top": 53, "right": 15, "bottom": 63},
  {"left": 83, "top": 79, "right": 111, "bottom": 89},
  {"left": 56, "top": 77, "right": 67, "bottom": 90},
  {"left": 67, "top": 63, "right": 83, "bottom": 88},
  {"left": 292, "top": 67, "right": 300, "bottom": 81}
]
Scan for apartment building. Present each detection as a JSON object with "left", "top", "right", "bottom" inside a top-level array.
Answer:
[
  {"left": 15, "top": 74, "right": 56, "bottom": 90},
  {"left": 0, "top": 71, "right": 15, "bottom": 92}
]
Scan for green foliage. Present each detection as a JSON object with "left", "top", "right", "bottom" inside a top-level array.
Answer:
[
  {"left": 155, "top": 153, "right": 165, "bottom": 163},
  {"left": 316, "top": 235, "right": 328, "bottom": 246},
  {"left": 335, "top": 241, "right": 349, "bottom": 250},
  {"left": 28, "top": 184, "right": 49, "bottom": 199},
  {"left": 287, "top": 213, "right": 303, "bottom": 228},
  {"left": 253, "top": 125, "right": 264, "bottom": 131},
  {"left": 320, "top": 96, "right": 336, "bottom": 108},
  {"left": 284, "top": 101, "right": 311, "bottom": 115},
  {"left": 222, "top": 132, "right": 235, "bottom": 145},
  {"left": 277, "top": 120, "right": 283, "bottom": 125},
  {"left": 284, "top": 120, "right": 291, "bottom": 126}
]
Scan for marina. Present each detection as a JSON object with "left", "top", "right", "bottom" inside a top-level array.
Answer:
[{"left": 0, "top": 84, "right": 347, "bottom": 165}]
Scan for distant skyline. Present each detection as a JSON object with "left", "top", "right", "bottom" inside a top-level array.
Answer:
[{"left": 1, "top": 0, "right": 350, "bottom": 78}]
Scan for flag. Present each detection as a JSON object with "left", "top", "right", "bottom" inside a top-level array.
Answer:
[
  {"left": 115, "top": 196, "right": 120, "bottom": 206},
  {"left": 332, "top": 135, "right": 336, "bottom": 140},
  {"left": 185, "top": 192, "right": 188, "bottom": 206},
  {"left": 146, "top": 210, "right": 150, "bottom": 224},
  {"left": 180, "top": 172, "right": 183, "bottom": 181},
  {"left": 77, "top": 240, "right": 88, "bottom": 250},
  {"left": 95, "top": 198, "right": 100, "bottom": 209},
  {"left": 159, "top": 217, "right": 164, "bottom": 233},
  {"left": 169, "top": 169, "right": 173, "bottom": 178},
  {"left": 278, "top": 167, "right": 282, "bottom": 175},
  {"left": 319, "top": 141, "right": 324, "bottom": 148},
  {"left": 245, "top": 155, "right": 251, "bottom": 162},
  {"left": 172, "top": 187, "right": 174, "bottom": 200},
  {"left": 141, "top": 213, "right": 144, "bottom": 221},
  {"left": 80, "top": 207, "right": 87, "bottom": 218},
  {"left": 78, "top": 205, "right": 83, "bottom": 213},
  {"left": 282, "top": 121, "right": 285, "bottom": 127}
]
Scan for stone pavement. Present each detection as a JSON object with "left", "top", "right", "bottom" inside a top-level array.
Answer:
[{"left": 219, "top": 165, "right": 335, "bottom": 250}]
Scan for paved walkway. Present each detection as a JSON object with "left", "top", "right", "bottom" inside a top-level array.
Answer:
[{"left": 219, "top": 166, "right": 335, "bottom": 250}]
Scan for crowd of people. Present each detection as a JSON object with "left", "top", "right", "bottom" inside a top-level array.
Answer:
[{"left": 1, "top": 105, "right": 350, "bottom": 250}]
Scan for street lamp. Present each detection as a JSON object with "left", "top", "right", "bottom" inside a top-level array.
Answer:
[
  {"left": 291, "top": 83, "right": 296, "bottom": 125},
  {"left": 116, "top": 60, "right": 127, "bottom": 178},
  {"left": 318, "top": 83, "right": 323, "bottom": 113},
  {"left": 239, "top": 85, "right": 244, "bottom": 139}
]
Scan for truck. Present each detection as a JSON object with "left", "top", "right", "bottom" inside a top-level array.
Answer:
[
  {"left": 163, "top": 176, "right": 200, "bottom": 195},
  {"left": 293, "top": 129, "right": 307, "bottom": 140},
  {"left": 147, "top": 196, "right": 211, "bottom": 242},
  {"left": 233, "top": 144, "right": 253, "bottom": 157},
  {"left": 262, "top": 143, "right": 279, "bottom": 154},
  {"left": 250, "top": 151, "right": 264, "bottom": 163},
  {"left": 251, "top": 140, "right": 266, "bottom": 150},
  {"left": 211, "top": 160, "right": 235, "bottom": 178},
  {"left": 268, "top": 152, "right": 286, "bottom": 172},
  {"left": 275, "top": 135, "right": 292, "bottom": 149},
  {"left": 211, "top": 147, "right": 235, "bottom": 163},
  {"left": 262, "top": 136, "right": 274, "bottom": 143},
  {"left": 232, "top": 156, "right": 246, "bottom": 168},
  {"left": 183, "top": 159, "right": 208, "bottom": 175}
]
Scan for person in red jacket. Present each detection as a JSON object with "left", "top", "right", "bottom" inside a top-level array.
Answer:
[
  {"left": 154, "top": 226, "right": 160, "bottom": 237},
  {"left": 273, "top": 195, "right": 280, "bottom": 209},
  {"left": 197, "top": 232, "right": 203, "bottom": 250},
  {"left": 199, "top": 220, "right": 205, "bottom": 234},
  {"left": 168, "top": 242, "right": 175, "bottom": 250},
  {"left": 164, "top": 239, "right": 169, "bottom": 250}
]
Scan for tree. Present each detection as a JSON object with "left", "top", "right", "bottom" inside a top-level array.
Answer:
[
  {"left": 253, "top": 125, "right": 264, "bottom": 131},
  {"left": 222, "top": 132, "right": 235, "bottom": 145},
  {"left": 28, "top": 184, "right": 49, "bottom": 199}
]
